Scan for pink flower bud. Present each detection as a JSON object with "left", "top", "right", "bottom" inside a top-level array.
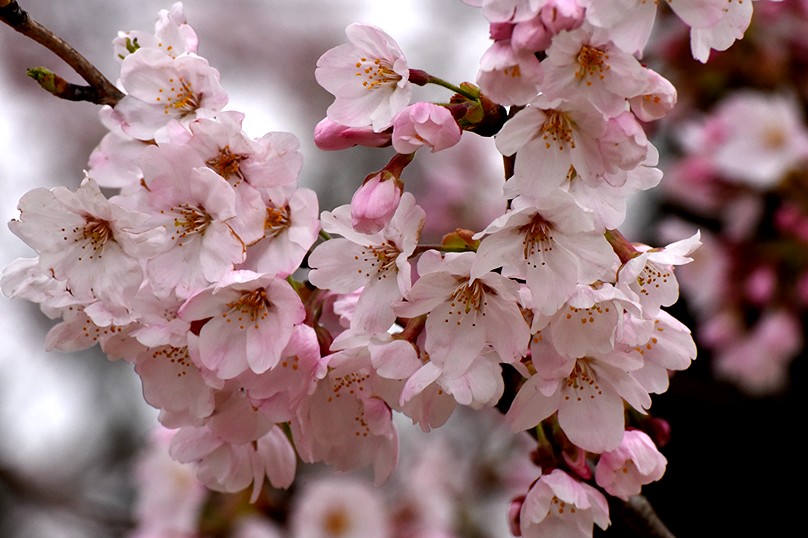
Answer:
[
  {"left": 392, "top": 102, "right": 462, "bottom": 154},
  {"left": 508, "top": 495, "right": 525, "bottom": 537},
  {"left": 314, "top": 118, "right": 391, "bottom": 151},
  {"left": 350, "top": 172, "right": 402, "bottom": 233}
]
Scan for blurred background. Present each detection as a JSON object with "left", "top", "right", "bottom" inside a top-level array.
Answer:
[{"left": 0, "top": 1, "right": 804, "bottom": 536}]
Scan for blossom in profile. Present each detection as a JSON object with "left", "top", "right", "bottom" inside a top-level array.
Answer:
[
  {"left": 595, "top": 429, "right": 667, "bottom": 500},
  {"left": 316, "top": 23, "right": 412, "bottom": 131},
  {"left": 519, "top": 469, "right": 610, "bottom": 538},
  {"left": 392, "top": 102, "right": 462, "bottom": 154}
]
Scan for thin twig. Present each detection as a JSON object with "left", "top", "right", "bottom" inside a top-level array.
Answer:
[
  {"left": 608, "top": 494, "right": 677, "bottom": 538},
  {"left": 0, "top": 0, "right": 123, "bottom": 105}
]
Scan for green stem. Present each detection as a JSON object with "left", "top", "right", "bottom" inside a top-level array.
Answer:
[{"left": 427, "top": 75, "right": 479, "bottom": 101}]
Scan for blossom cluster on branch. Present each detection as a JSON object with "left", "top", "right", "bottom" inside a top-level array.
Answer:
[{"left": 0, "top": 1, "right": 772, "bottom": 536}]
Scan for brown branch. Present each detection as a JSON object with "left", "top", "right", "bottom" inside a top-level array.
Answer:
[
  {"left": 0, "top": 0, "right": 123, "bottom": 105},
  {"left": 608, "top": 494, "right": 677, "bottom": 538}
]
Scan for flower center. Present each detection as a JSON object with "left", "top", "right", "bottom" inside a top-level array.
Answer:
[
  {"left": 448, "top": 278, "right": 490, "bottom": 320},
  {"left": 540, "top": 110, "right": 575, "bottom": 151},
  {"left": 222, "top": 288, "right": 272, "bottom": 330},
  {"left": 519, "top": 213, "right": 555, "bottom": 266},
  {"left": 157, "top": 76, "right": 200, "bottom": 116},
  {"left": 74, "top": 216, "right": 114, "bottom": 260},
  {"left": 355, "top": 241, "right": 400, "bottom": 279},
  {"left": 152, "top": 345, "right": 193, "bottom": 378},
  {"left": 576, "top": 45, "right": 610, "bottom": 85},
  {"left": 207, "top": 145, "right": 247, "bottom": 184},
  {"left": 264, "top": 206, "right": 290, "bottom": 238},
  {"left": 635, "top": 261, "right": 670, "bottom": 297},
  {"left": 167, "top": 204, "right": 212, "bottom": 244},
  {"left": 565, "top": 359, "right": 603, "bottom": 402},
  {"left": 355, "top": 56, "right": 402, "bottom": 90},
  {"left": 550, "top": 495, "right": 578, "bottom": 515},
  {"left": 323, "top": 508, "right": 351, "bottom": 535}
]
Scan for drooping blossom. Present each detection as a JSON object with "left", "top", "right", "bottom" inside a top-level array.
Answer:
[
  {"left": 519, "top": 469, "right": 610, "bottom": 538},
  {"left": 595, "top": 429, "right": 667, "bottom": 500}
]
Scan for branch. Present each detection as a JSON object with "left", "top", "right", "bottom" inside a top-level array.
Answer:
[
  {"left": 0, "top": 0, "right": 123, "bottom": 105},
  {"left": 608, "top": 494, "right": 677, "bottom": 538}
]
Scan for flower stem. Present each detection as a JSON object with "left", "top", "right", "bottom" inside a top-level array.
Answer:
[{"left": 0, "top": 1, "right": 123, "bottom": 105}]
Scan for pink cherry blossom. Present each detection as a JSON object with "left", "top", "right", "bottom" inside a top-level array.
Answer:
[
  {"left": 476, "top": 40, "right": 544, "bottom": 106},
  {"left": 115, "top": 48, "right": 228, "bottom": 140},
  {"left": 465, "top": 0, "right": 543, "bottom": 23},
  {"left": 709, "top": 92, "right": 808, "bottom": 188},
  {"left": 315, "top": 23, "right": 412, "bottom": 131},
  {"left": 714, "top": 309, "right": 802, "bottom": 395},
  {"left": 395, "top": 250, "right": 531, "bottom": 380},
  {"left": 130, "top": 426, "right": 207, "bottom": 538},
  {"left": 392, "top": 103, "right": 462, "bottom": 154},
  {"left": 595, "top": 429, "right": 667, "bottom": 500},
  {"left": 139, "top": 155, "right": 246, "bottom": 299},
  {"left": 308, "top": 192, "right": 424, "bottom": 334},
  {"left": 519, "top": 469, "right": 610, "bottom": 538},
  {"left": 507, "top": 329, "right": 651, "bottom": 453},
  {"left": 178, "top": 270, "right": 305, "bottom": 379},
  {"left": 540, "top": 24, "right": 650, "bottom": 117},
  {"left": 239, "top": 187, "right": 320, "bottom": 277},
  {"left": 689, "top": 0, "right": 754, "bottom": 62},
  {"left": 291, "top": 356, "right": 399, "bottom": 484},
  {"left": 113, "top": 2, "right": 198, "bottom": 62},
  {"left": 9, "top": 177, "right": 165, "bottom": 308},
  {"left": 473, "top": 190, "right": 617, "bottom": 316},
  {"left": 496, "top": 95, "right": 608, "bottom": 197},
  {"left": 616, "top": 231, "right": 701, "bottom": 318}
]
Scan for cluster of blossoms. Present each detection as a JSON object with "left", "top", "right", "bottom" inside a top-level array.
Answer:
[
  {"left": 0, "top": 1, "right": 770, "bottom": 536},
  {"left": 654, "top": 1, "right": 808, "bottom": 396}
]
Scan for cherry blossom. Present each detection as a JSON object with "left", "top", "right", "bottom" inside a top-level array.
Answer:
[
  {"left": 395, "top": 250, "right": 530, "bottom": 383},
  {"left": 9, "top": 177, "right": 165, "bottom": 308},
  {"left": 315, "top": 23, "right": 412, "bottom": 131},
  {"left": 473, "top": 190, "right": 617, "bottom": 316},
  {"left": 496, "top": 95, "right": 608, "bottom": 196},
  {"left": 595, "top": 429, "right": 667, "bottom": 500},
  {"left": 308, "top": 192, "right": 424, "bottom": 334},
  {"left": 519, "top": 469, "right": 610, "bottom": 538},
  {"left": 507, "top": 328, "right": 651, "bottom": 453},
  {"left": 391, "top": 102, "right": 462, "bottom": 154},
  {"left": 178, "top": 270, "right": 305, "bottom": 379},
  {"left": 115, "top": 48, "right": 228, "bottom": 140}
]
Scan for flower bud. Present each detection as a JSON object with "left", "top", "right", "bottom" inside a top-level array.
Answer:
[
  {"left": 350, "top": 171, "right": 402, "bottom": 233},
  {"left": 314, "top": 118, "right": 392, "bottom": 151}
]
